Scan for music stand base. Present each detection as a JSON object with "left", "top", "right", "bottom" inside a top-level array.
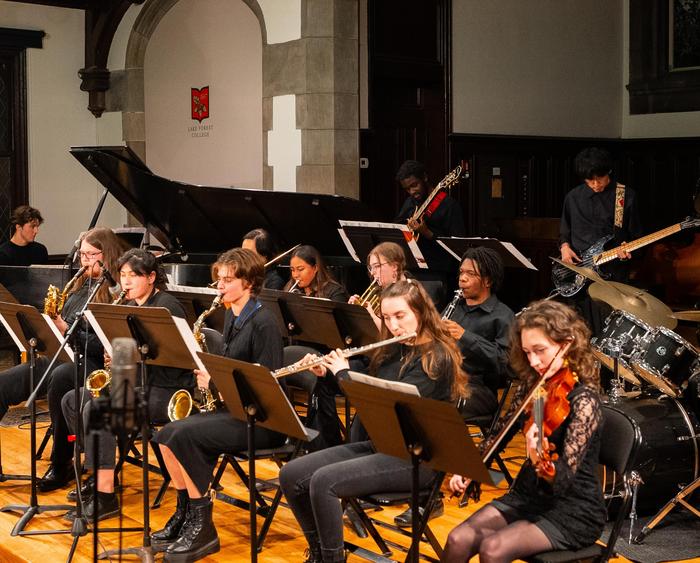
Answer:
[
  {"left": 0, "top": 473, "right": 31, "bottom": 482},
  {"left": 98, "top": 546, "right": 155, "bottom": 562},
  {"left": 1, "top": 502, "right": 74, "bottom": 536},
  {"left": 634, "top": 476, "right": 700, "bottom": 543}
]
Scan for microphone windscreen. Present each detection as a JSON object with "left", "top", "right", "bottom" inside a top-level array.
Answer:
[{"left": 110, "top": 337, "right": 138, "bottom": 431}]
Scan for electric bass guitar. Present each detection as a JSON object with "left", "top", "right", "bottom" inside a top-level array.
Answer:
[{"left": 551, "top": 216, "right": 700, "bottom": 297}]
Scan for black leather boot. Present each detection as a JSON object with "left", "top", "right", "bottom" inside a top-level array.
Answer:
[
  {"left": 151, "top": 490, "right": 190, "bottom": 550},
  {"left": 164, "top": 497, "right": 219, "bottom": 562},
  {"left": 303, "top": 544, "right": 323, "bottom": 563}
]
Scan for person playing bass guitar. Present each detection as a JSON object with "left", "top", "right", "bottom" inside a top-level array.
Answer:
[{"left": 558, "top": 147, "right": 642, "bottom": 335}]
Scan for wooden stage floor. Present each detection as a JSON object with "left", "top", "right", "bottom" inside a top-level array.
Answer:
[{"left": 0, "top": 407, "right": 696, "bottom": 563}]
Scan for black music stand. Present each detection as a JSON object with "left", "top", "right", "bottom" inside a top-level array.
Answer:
[
  {"left": 436, "top": 236, "right": 537, "bottom": 270},
  {"left": 338, "top": 220, "right": 429, "bottom": 269},
  {"left": 85, "top": 303, "right": 200, "bottom": 562},
  {"left": 339, "top": 379, "right": 493, "bottom": 563},
  {"left": 199, "top": 352, "right": 317, "bottom": 563},
  {"left": 0, "top": 302, "right": 74, "bottom": 534},
  {"left": 259, "top": 289, "right": 379, "bottom": 348}
]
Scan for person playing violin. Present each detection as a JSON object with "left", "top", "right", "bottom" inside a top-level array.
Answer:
[{"left": 443, "top": 299, "right": 605, "bottom": 562}]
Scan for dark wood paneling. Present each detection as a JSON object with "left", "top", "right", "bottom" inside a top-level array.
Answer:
[{"left": 448, "top": 133, "right": 700, "bottom": 309}]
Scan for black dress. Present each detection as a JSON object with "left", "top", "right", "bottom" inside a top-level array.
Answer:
[
  {"left": 491, "top": 382, "right": 605, "bottom": 550},
  {"left": 151, "top": 298, "right": 284, "bottom": 495}
]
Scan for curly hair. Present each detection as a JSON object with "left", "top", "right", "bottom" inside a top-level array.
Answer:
[
  {"left": 509, "top": 299, "right": 599, "bottom": 390},
  {"left": 370, "top": 280, "right": 468, "bottom": 401}
]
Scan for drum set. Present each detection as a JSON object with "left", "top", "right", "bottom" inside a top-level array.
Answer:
[{"left": 555, "top": 259, "right": 700, "bottom": 542}]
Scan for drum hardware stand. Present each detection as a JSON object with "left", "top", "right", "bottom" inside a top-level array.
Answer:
[
  {"left": 627, "top": 471, "right": 643, "bottom": 544},
  {"left": 634, "top": 476, "right": 700, "bottom": 544},
  {"left": 606, "top": 339, "right": 624, "bottom": 404}
]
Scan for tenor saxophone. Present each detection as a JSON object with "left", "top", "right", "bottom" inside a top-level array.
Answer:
[
  {"left": 85, "top": 289, "right": 128, "bottom": 398},
  {"left": 168, "top": 293, "right": 223, "bottom": 421},
  {"left": 43, "top": 265, "right": 88, "bottom": 319}
]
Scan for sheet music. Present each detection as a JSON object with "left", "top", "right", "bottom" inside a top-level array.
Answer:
[
  {"left": 436, "top": 237, "right": 537, "bottom": 270},
  {"left": 347, "top": 371, "right": 420, "bottom": 396},
  {"left": 337, "top": 228, "right": 360, "bottom": 262},
  {"left": 0, "top": 312, "right": 25, "bottom": 352},
  {"left": 41, "top": 313, "right": 74, "bottom": 362},
  {"left": 338, "top": 220, "right": 428, "bottom": 269},
  {"left": 173, "top": 316, "right": 206, "bottom": 372},
  {"left": 84, "top": 310, "right": 113, "bottom": 357},
  {"left": 165, "top": 282, "right": 218, "bottom": 295}
]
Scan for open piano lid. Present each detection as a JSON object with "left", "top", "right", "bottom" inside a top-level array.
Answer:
[{"left": 70, "top": 146, "right": 375, "bottom": 256}]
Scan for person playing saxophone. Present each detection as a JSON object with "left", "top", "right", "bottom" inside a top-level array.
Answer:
[
  {"left": 0, "top": 227, "right": 126, "bottom": 492},
  {"left": 60, "top": 248, "right": 195, "bottom": 521},
  {"left": 150, "top": 248, "right": 285, "bottom": 561}
]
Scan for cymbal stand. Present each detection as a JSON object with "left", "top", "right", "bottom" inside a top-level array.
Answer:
[{"left": 606, "top": 338, "right": 624, "bottom": 404}]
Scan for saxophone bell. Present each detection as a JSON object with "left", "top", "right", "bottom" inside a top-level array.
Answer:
[{"left": 43, "top": 265, "right": 89, "bottom": 319}]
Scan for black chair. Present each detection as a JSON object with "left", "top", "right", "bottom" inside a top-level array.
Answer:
[{"left": 526, "top": 403, "right": 640, "bottom": 563}]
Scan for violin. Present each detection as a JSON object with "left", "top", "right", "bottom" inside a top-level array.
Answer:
[{"left": 525, "top": 364, "right": 578, "bottom": 482}]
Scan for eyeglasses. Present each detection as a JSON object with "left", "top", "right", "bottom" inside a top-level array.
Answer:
[
  {"left": 79, "top": 250, "right": 102, "bottom": 259},
  {"left": 367, "top": 262, "right": 389, "bottom": 273}
]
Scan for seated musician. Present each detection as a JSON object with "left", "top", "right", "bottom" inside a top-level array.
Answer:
[
  {"left": 0, "top": 205, "right": 49, "bottom": 266},
  {"left": 443, "top": 300, "right": 605, "bottom": 562},
  {"left": 0, "top": 227, "right": 125, "bottom": 492},
  {"left": 241, "top": 227, "right": 287, "bottom": 290},
  {"left": 279, "top": 280, "right": 468, "bottom": 563},
  {"left": 349, "top": 241, "right": 410, "bottom": 330},
  {"left": 445, "top": 247, "right": 514, "bottom": 420},
  {"left": 283, "top": 245, "right": 349, "bottom": 301},
  {"left": 60, "top": 248, "right": 194, "bottom": 521},
  {"left": 393, "top": 160, "right": 465, "bottom": 298},
  {"left": 150, "top": 248, "right": 285, "bottom": 562}
]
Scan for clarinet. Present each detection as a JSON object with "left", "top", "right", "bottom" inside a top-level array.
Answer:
[{"left": 441, "top": 290, "right": 462, "bottom": 320}]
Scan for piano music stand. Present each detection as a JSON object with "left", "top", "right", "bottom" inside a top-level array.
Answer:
[
  {"left": 85, "top": 303, "right": 200, "bottom": 562},
  {"left": 0, "top": 302, "right": 74, "bottom": 535},
  {"left": 259, "top": 289, "right": 379, "bottom": 349},
  {"left": 436, "top": 236, "right": 537, "bottom": 270},
  {"left": 199, "top": 352, "right": 316, "bottom": 563},
  {"left": 338, "top": 220, "right": 429, "bottom": 269},
  {"left": 339, "top": 379, "right": 493, "bottom": 562}
]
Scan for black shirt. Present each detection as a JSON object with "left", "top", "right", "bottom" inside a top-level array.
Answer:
[
  {"left": 395, "top": 194, "right": 465, "bottom": 273},
  {"left": 62, "top": 283, "right": 104, "bottom": 364},
  {"left": 0, "top": 240, "right": 49, "bottom": 266},
  {"left": 448, "top": 294, "right": 514, "bottom": 393},
  {"left": 560, "top": 179, "right": 643, "bottom": 255},
  {"left": 221, "top": 299, "right": 283, "bottom": 370},
  {"left": 126, "top": 290, "right": 194, "bottom": 390},
  {"left": 264, "top": 268, "right": 287, "bottom": 291}
]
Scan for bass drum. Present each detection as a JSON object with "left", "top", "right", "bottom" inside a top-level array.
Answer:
[{"left": 602, "top": 395, "right": 700, "bottom": 514}]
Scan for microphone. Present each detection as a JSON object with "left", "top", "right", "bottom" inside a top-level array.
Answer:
[
  {"left": 110, "top": 337, "right": 138, "bottom": 431},
  {"left": 97, "top": 261, "right": 121, "bottom": 293}
]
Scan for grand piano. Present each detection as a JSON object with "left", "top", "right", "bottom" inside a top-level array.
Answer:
[{"left": 1, "top": 146, "right": 376, "bottom": 324}]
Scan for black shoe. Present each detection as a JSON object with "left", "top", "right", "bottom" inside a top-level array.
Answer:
[
  {"left": 67, "top": 475, "right": 120, "bottom": 502},
  {"left": 63, "top": 492, "right": 120, "bottom": 522},
  {"left": 38, "top": 463, "right": 75, "bottom": 493},
  {"left": 303, "top": 545, "right": 323, "bottom": 563},
  {"left": 164, "top": 498, "right": 220, "bottom": 562},
  {"left": 151, "top": 491, "right": 190, "bottom": 550},
  {"left": 394, "top": 499, "right": 444, "bottom": 528}
]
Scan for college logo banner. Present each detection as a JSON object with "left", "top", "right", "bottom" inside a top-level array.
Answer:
[{"left": 191, "top": 86, "right": 210, "bottom": 122}]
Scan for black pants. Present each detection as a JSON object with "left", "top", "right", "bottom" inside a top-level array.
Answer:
[
  {"left": 62, "top": 385, "right": 173, "bottom": 470},
  {"left": 0, "top": 355, "right": 100, "bottom": 466}
]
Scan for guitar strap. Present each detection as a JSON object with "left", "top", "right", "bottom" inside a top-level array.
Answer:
[{"left": 614, "top": 182, "right": 626, "bottom": 230}]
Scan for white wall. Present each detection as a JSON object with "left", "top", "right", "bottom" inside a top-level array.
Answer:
[
  {"left": 144, "top": 0, "right": 263, "bottom": 188},
  {"left": 452, "top": 0, "right": 622, "bottom": 138},
  {"left": 1, "top": 2, "right": 128, "bottom": 254},
  {"left": 620, "top": 0, "right": 700, "bottom": 138}
]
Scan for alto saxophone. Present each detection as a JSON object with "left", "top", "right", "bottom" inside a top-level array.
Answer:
[
  {"left": 44, "top": 265, "right": 88, "bottom": 319},
  {"left": 168, "top": 293, "right": 223, "bottom": 421},
  {"left": 86, "top": 289, "right": 128, "bottom": 398}
]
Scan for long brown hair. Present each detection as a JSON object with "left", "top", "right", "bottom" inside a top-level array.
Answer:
[
  {"left": 71, "top": 227, "right": 129, "bottom": 304},
  {"left": 509, "top": 299, "right": 599, "bottom": 390},
  {"left": 283, "top": 245, "right": 341, "bottom": 297},
  {"left": 370, "top": 280, "right": 468, "bottom": 400}
]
